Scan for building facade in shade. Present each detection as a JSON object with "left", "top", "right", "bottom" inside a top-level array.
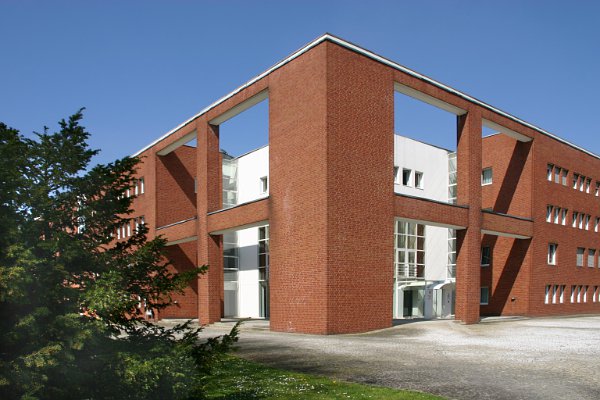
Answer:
[{"left": 123, "top": 34, "right": 600, "bottom": 334}]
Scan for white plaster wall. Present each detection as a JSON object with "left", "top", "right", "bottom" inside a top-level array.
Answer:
[
  {"left": 235, "top": 226, "right": 260, "bottom": 318},
  {"left": 236, "top": 146, "right": 269, "bottom": 204},
  {"left": 394, "top": 135, "right": 449, "bottom": 202}
]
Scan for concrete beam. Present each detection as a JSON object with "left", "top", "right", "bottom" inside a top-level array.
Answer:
[
  {"left": 483, "top": 119, "right": 532, "bottom": 143},
  {"left": 156, "top": 130, "right": 197, "bottom": 156},
  {"left": 394, "top": 82, "right": 467, "bottom": 116},
  {"left": 209, "top": 90, "right": 268, "bottom": 125}
]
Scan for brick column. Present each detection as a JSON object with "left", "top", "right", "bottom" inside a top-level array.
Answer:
[
  {"left": 456, "top": 110, "right": 482, "bottom": 324},
  {"left": 197, "top": 119, "right": 223, "bottom": 324}
]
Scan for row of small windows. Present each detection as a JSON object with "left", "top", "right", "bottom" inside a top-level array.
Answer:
[
  {"left": 544, "top": 284, "right": 600, "bottom": 304},
  {"left": 121, "top": 177, "right": 145, "bottom": 198},
  {"left": 116, "top": 216, "right": 145, "bottom": 240},
  {"left": 547, "top": 244, "right": 600, "bottom": 268},
  {"left": 394, "top": 167, "right": 424, "bottom": 189},
  {"left": 547, "top": 164, "right": 600, "bottom": 196},
  {"left": 545, "top": 205, "right": 600, "bottom": 232}
]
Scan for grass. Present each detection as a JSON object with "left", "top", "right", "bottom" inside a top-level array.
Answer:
[{"left": 204, "top": 355, "right": 444, "bottom": 399}]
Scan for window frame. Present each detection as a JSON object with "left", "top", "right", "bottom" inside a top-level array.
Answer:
[
  {"left": 480, "top": 287, "right": 489, "bottom": 305},
  {"left": 402, "top": 168, "right": 412, "bottom": 187},
  {"left": 481, "top": 168, "right": 493, "bottom": 186},
  {"left": 547, "top": 243, "right": 557, "bottom": 265}
]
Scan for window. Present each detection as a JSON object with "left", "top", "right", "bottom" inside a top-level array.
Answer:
[
  {"left": 546, "top": 205, "right": 553, "bottom": 223},
  {"left": 586, "top": 215, "right": 591, "bottom": 231},
  {"left": 139, "top": 177, "right": 145, "bottom": 194},
  {"left": 579, "top": 214, "right": 584, "bottom": 230},
  {"left": 480, "top": 287, "right": 489, "bottom": 305},
  {"left": 414, "top": 171, "right": 424, "bottom": 189},
  {"left": 562, "top": 169, "right": 568, "bottom": 186},
  {"left": 259, "top": 176, "right": 268, "bottom": 194},
  {"left": 573, "top": 173, "right": 579, "bottom": 189},
  {"left": 580, "top": 176, "right": 585, "bottom": 192},
  {"left": 594, "top": 286, "right": 599, "bottom": 303},
  {"left": 554, "top": 207, "right": 561, "bottom": 224},
  {"left": 577, "top": 248, "right": 585, "bottom": 267},
  {"left": 595, "top": 217, "right": 599, "bottom": 233},
  {"left": 402, "top": 169, "right": 412, "bottom": 186},
  {"left": 545, "top": 285, "right": 550, "bottom": 304},
  {"left": 560, "top": 285, "right": 565, "bottom": 303},
  {"left": 126, "top": 223, "right": 131, "bottom": 237},
  {"left": 394, "top": 166, "right": 400, "bottom": 184},
  {"left": 134, "top": 180, "right": 139, "bottom": 196},
  {"left": 117, "top": 228, "right": 121, "bottom": 240},
  {"left": 552, "top": 285, "right": 558, "bottom": 304},
  {"left": 481, "top": 168, "right": 493, "bottom": 185},
  {"left": 572, "top": 211, "right": 578, "bottom": 228},
  {"left": 547, "top": 164, "right": 553, "bottom": 181},
  {"left": 554, "top": 166, "right": 561, "bottom": 183},
  {"left": 562, "top": 209, "right": 567, "bottom": 226},
  {"left": 577, "top": 285, "right": 582, "bottom": 303},
  {"left": 588, "top": 249, "right": 596, "bottom": 268},
  {"left": 481, "top": 246, "right": 491, "bottom": 267},
  {"left": 571, "top": 285, "right": 576, "bottom": 303},
  {"left": 548, "top": 243, "right": 557, "bottom": 265},
  {"left": 126, "top": 188, "right": 130, "bottom": 198},
  {"left": 596, "top": 182, "right": 600, "bottom": 197},
  {"left": 586, "top": 178, "right": 592, "bottom": 193},
  {"left": 395, "top": 221, "right": 425, "bottom": 280},
  {"left": 583, "top": 285, "right": 588, "bottom": 303}
]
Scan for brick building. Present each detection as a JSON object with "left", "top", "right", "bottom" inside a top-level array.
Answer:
[{"left": 123, "top": 34, "right": 600, "bottom": 334}]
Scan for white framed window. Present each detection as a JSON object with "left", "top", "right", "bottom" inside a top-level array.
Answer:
[
  {"left": 562, "top": 169, "right": 568, "bottom": 186},
  {"left": 546, "top": 205, "right": 553, "bottom": 223},
  {"left": 134, "top": 180, "right": 139, "bottom": 196},
  {"left": 402, "top": 169, "right": 412, "bottom": 186},
  {"left": 139, "top": 177, "right": 145, "bottom": 194},
  {"left": 481, "top": 168, "right": 493, "bottom": 186},
  {"left": 580, "top": 176, "right": 585, "bottom": 192},
  {"left": 544, "top": 285, "right": 550, "bottom": 304},
  {"left": 552, "top": 285, "right": 558, "bottom": 304},
  {"left": 126, "top": 223, "right": 131, "bottom": 237},
  {"left": 573, "top": 174, "right": 579, "bottom": 189},
  {"left": 554, "top": 207, "right": 561, "bottom": 224},
  {"left": 583, "top": 285, "right": 588, "bottom": 303},
  {"left": 586, "top": 214, "right": 591, "bottom": 230},
  {"left": 576, "top": 247, "right": 585, "bottom": 267},
  {"left": 394, "top": 166, "right": 400, "bottom": 184},
  {"left": 596, "top": 182, "right": 600, "bottom": 197},
  {"left": 554, "top": 166, "right": 561, "bottom": 183},
  {"left": 117, "top": 228, "right": 121, "bottom": 240},
  {"left": 593, "top": 286, "right": 599, "bottom": 303},
  {"left": 586, "top": 178, "right": 592, "bottom": 193},
  {"left": 588, "top": 249, "right": 596, "bottom": 268},
  {"left": 547, "top": 164, "right": 553, "bottom": 181},
  {"left": 126, "top": 189, "right": 130, "bottom": 198},
  {"left": 259, "top": 176, "right": 268, "bottom": 194},
  {"left": 577, "top": 285, "right": 582, "bottom": 303},
  {"left": 572, "top": 211, "right": 578, "bottom": 228},
  {"left": 595, "top": 217, "right": 599, "bottom": 233},
  {"left": 548, "top": 243, "right": 557, "bottom": 265},
  {"left": 480, "top": 287, "right": 489, "bottom": 305},
  {"left": 414, "top": 171, "right": 424, "bottom": 189},
  {"left": 571, "top": 286, "right": 576, "bottom": 303},
  {"left": 561, "top": 209, "right": 567, "bottom": 225},
  {"left": 579, "top": 214, "right": 584, "bottom": 230},
  {"left": 481, "top": 246, "right": 491, "bottom": 267},
  {"left": 560, "top": 285, "right": 565, "bottom": 303}
]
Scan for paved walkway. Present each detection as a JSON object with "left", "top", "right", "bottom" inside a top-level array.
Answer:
[{"left": 194, "top": 315, "right": 600, "bottom": 400}]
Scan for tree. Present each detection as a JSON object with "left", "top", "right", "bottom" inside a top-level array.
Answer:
[{"left": 0, "top": 111, "right": 237, "bottom": 399}]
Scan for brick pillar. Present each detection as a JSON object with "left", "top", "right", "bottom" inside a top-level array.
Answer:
[
  {"left": 455, "top": 110, "right": 482, "bottom": 324},
  {"left": 197, "top": 119, "right": 223, "bottom": 324}
]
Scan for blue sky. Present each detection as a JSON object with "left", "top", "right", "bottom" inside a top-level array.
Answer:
[{"left": 1, "top": 1, "right": 599, "bottom": 163}]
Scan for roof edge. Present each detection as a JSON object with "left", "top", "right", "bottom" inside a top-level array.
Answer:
[{"left": 133, "top": 33, "right": 600, "bottom": 162}]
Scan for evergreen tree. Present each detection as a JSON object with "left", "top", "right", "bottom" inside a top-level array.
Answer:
[{"left": 0, "top": 111, "right": 237, "bottom": 399}]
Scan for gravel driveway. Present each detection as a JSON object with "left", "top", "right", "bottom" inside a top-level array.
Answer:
[{"left": 196, "top": 315, "right": 600, "bottom": 400}]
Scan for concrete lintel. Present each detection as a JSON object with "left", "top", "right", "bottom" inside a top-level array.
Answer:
[
  {"left": 209, "top": 219, "right": 269, "bottom": 236},
  {"left": 483, "top": 119, "right": 532, "bottom": 143},
  {"left": 157, "top": 130, "right": 197, "bottom": 156},
  {"left": 166, "top": 236, "right": 198, "bottom": 246},
  {"left": 394, "top": 82, "right": 467, "bottom": 116},
  {"left": 396, "top": 217, "right": 466, "bottom": 230},
  {"left": 481, "top": 229, "right": 530, "bottom": 240},
  {"left": 209, "top": 90, "right": 268, "bottom": 126}
]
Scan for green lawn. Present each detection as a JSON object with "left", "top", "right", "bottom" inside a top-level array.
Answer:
[{"left": 204, "top": 355, "right": 444, "bottom": 399}]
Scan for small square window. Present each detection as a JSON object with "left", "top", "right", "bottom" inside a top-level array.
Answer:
[
  {"left": 414, "top": 171, "right": 424, "bottom": 189},
  {"left": 481, "top": 168, "right": 492, "bottom": 185},
  {"left": 394, "top": 166, "right": 400, "bottom": 184},
  {"left": 588, "top": 249, "right": 596, "bottom": 268},
  {"left": 562, "top": 170, "right": 568, "bottom": 186},
  {"left": 480, "top": 287, "right": 489, "bottom": 305},
  {"left": 402, "top": 169, "right": 412, "bottom": 186},
  {"left": 259, "top": 176, "right": 268, "bottom": 194},
  {"left": 547, "top": 164, "right": 553, "bottom": 181},
  {"left": 481, "top": 246, "right": 491, "bottom": 267},
  {"left": 554, "top": 166, "right": 561, "bottom": 183}
]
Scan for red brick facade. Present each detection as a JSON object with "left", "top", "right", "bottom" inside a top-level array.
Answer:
[{"left": 126, "top": 35, "right": 600, "bottom": 333}]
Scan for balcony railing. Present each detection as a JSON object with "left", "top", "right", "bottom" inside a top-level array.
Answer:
[{"left": 396, "top": 264, "right": 424, "bottom": 280}]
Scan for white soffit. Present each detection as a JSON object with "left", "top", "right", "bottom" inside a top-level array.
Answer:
[
  {"left": 396, "top": 217, "right": 466, "bottom": 230},
  {"left": 394, "top": 82, "right": 466, "bottom": 116},
  {"left": 482, "top": 119, "right": 532, "bottom": 143},
  {"left": 481, "top": 229, "right": 531, "bottom": 240},
  {"left": 133, "top": 33, "right": 600, "bottom": 161},
  {"left": 156, "top": 130, "right": 197, "bottom": 156},
  {"left": 209, "top": 219, "right": 269, "bottom": 236}
]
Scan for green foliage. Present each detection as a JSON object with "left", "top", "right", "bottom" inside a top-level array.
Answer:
[{"left": 0, "top": 111, "right": 237, "bottom": 399}]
